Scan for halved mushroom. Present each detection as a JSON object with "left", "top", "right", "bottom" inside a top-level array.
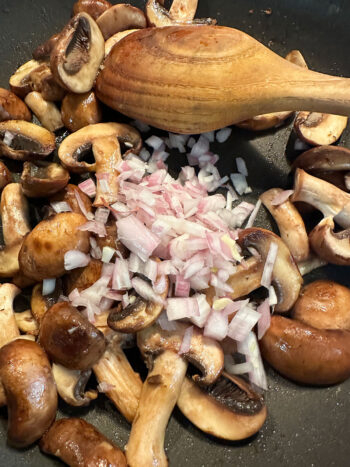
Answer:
[
  {"left": 52, "top": 363, "right": 98, "bottom": 406},
  {"left": 309, "top": 216, "right": 350, "bottom": 266},
  {"left": 50, "top": 13, "right": 105, "bottom": 93},
  {"left": 0, "top": 283, "right": 20, "bottom": 348},
  {"left": 32, "top": 33, "right": 61, "bottom": 61},
  {"left": 64, "top": 258, "right": 102, "bottom": 295},
  {"left": 96, "top": 4, "right": 146, "bottom": 40},
  {"left": 1, "top": 183, "right": 30, "bottom": 247},
  {"left": 169, "top": 0, "right": 198, "bottom": 21},
  {"left": 28, "top": 63, "right": 66, "bottom": 101},
  {"left": 24, "top": 92, "right": 63, "bottom": 132},
  {"left": 39, "top": 302, "right": 106, "bottom": 370},
  {"left": 237, "top": 228, "right": 303, "bottom": 312},
  {"left": 146, "top": 0, "right": 214, "bottom": 27},
  {"left": 104, "top": 29, "right": 138, "bottom": 57},
  {"left": 73, "top": 0, "right": 112, "bottom": 20},
  {"left": 292, "top": 168, "right": 350, "bottom": 228},
  {"left": 260, "top": 188, "right": 309, "bottom": 262},
  {"left": 19, "top": 212, "right": 90, "bottom": 281},
  {"left": 31, "top": 280, "right": 62, "bottom": 323},
  {"left": 9, "top": 60, "right": 42, "bottom": 98},
  {"left": 50, "top": 183, "right": 93, "bottom": 216},
  {"left": 0, "top": 120, "right": 56, "bottom": 160},
  {"left": 0, "top": 161, "right": 12, "bottom": 191},
  {"left": 0, "top": 88, "right": 31, "bottom": 121},
  {"left": 0, "top": 338, "right": 57, "bottom": 447},
  {"left": 14, "top": 310, "right": 39, "bottom": 335},
  {"left": 58, "top": 122, "right": 141, "bottom": 173},
  {"left": 40, "top": 418, "right": 127, "bottom": 466},
  {"left": 294, "top": 112, "right": 348, "bottom": 146},
  {"left": 61, "top": 91, "right": 102, "bottom": 132},
  {"left": 21, "top": 161, "right": 70, "bottom": 198},
  {"left": 177, "top": 372, "right": 267, "bottom": 440}
]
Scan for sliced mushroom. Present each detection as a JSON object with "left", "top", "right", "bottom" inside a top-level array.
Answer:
[
  {"left": 31, "top": 280, "right": 62, "bottom": 323},
  {"left": 9, "top": 60, "right": 42, "bottom": 98},
  {"left": 237, "top": 228, "right": 303, "bottom": 312},
  {"left": 169, "top": 0, "right": 198, "bottom": 21},
  {"left": 50, "top": 183, "right": 93, "bottom": 216},
  {"left": 1, "top": 183, "right": 30, "bottom": 247},
  {"left": 93, "top": 332, "right": 143, "bottom": 422},
  {"left": 260, "top": 188, "right": 309, "bottom": 262},
  {"left": 39, "top": 302, "right": 106, "bottom": 370},
  {"left": 0, "top": 243, "right": 23, "bottom": 278},
  {"left": 52, "top": 363, "right": 98, "bottom": 406},
  {"left": 50, "top": 13, "right": 105, "bottom": 93},
  {"left": 126, "top": 349, "right": 188, "bottom": 467},
  {"left": 96, "top": 4, "right": 146, "bottom": 40},
  {"left": 0, "top": 338, "right": 57, "bottom": 447},
  {"left": 19, "top": 212, "right": 90, "bottom": 281},
  {"left": 0, "top": 120, "right": 56, "bottom": 161},
  {"left": 0, "top": 161, "right": 12, "bottom": 191},
  {"left": 64, "top": 258, "right": 102, "bottom": 295},
  {"left": 61, "top": 91, "right": 102, "bottom": 132},
  {"left": 21, "top": 161, "right": 69, "bottom": 198},
  {"left": 40, "top": 418, "right": 127, "bottom": 466},
  {"left": 105, "top": 29, "right": 138, "bottom": 57},
  {"left": 32, "top": 33, "right": 61, "bottom": 61},
  {"left": 296, "top": 253, "right": 327, "bottom": 276},
  {"left": 58, "top": 122, "right": 141, "bottom": 173},
  {"left": 294, "top": 112, "right": 348, "bottom": 146},
  {"left": 0, "top": 88, "right": 31, "bottom": 121},
  {"left": 73, "top": 0, "right": 112, "bottom": 20},
  {"left": 146, "top": 0, "right": 215, "bottom": 27},
  {"left": 0, "top": 283, "right": 20, "bottom": 348},
  {"left": 292, "top": 168, "right": 350, "bottom": 228},
  {"left": 177, "top": 372, "right": 267, "bottom": 440},
  {"left": 14, "top": 310, "right": 39, "bottom": 335},
  {"left": 309, "top": 216, "right": 350, "bottom": 265},
  {"left": 24, "top": 91, "right": 63, "bottom": 132},
  {"left": 28, "top": 63, "right": 66, "bottom": 101}
]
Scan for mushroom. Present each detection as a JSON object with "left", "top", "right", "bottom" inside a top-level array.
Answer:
[
  {"left": 50, "top": 183, "right": 93, "bottom": 216},
  {"left": 260, "top": 188, "right": 309, "bottom": 262},
  {"left": 9, "top": 59, "right": 42, "bottom": 98},
  {"left": 64, "top": 258, "right": 102, "bottom": 295},
  {"left": 0, "top": 283, "right": 20, "bottom": 348},
  {"left": 1, "top": 183, "right": 30, "bottom": 247},
  {"left": 40, "top": 418, "right": 127, "bottom": 466},
  {"left": 31, "top": 280, "right": 62, "bottom": 323},
  {"left": 19, "top": 212, "right": 90, "bottom": 281},
  {"left": 177, "top": 372, "right": 267, "bottom": 440},
  {"left": 292, "top": 280, "right": 350, "bottom": 331},
  {"left": 24, "top": 92, "right": 64, "bottom": 132},
  {"left": 61, "top": 91, "right": 102, "bottom": 132},
  {"left": 52, "top": 363, "right": 98, "bottom": 406},
  {"left": 169, "top": 0, "right": 198, "bottom": 21},
  {"left": 259, "top": 315, "right": 350, "bottom": 385},
  {"left": 0, "top": 120, "right": 56, "bottom": 161},
  {"left": 296, "top": 253, "right": 327, "bottom": 276},
  {"left": 28, "top": 63, "right": 66, "bottom": 101},
  {"left": 32, "top": 33, "right": 61, "bottom": 61},
  {"left": 14, "top": 310, "right": 39, "bottom": 335},
  {"left": 21, "top": 161, "right": 70, "bottom": 198},
  {"left": 309, "top": 216, "right": 350, "bottom": 266},
  {"left": 95, "top": 220, "right": 128, "bottom": 257},
  {"left": 58, "top": 122, "right": 141, "bottom": 173},
  {"left": 284, "top": 49, "right": 308, "bottom": 68},
  {"left": 0, "top": 243, "right": 23, "bottom": 278},
  {"left": 39, "top": 302, "right": 106, "bottom": 370},
  {"left": 0, "top": 88, "right": 31, "bottom": 121},
  {"left": 237, "top": 228, "right": 303, "bottom": 312},
  {"left": 96, "top": 4, "right": 146, "bottom": 40},
  {"left": 104, "top": 29, "right": 138, "bottom": 57},
  {"left": 145, "top": 0, "right": 214, "bottom": 27},
  {"left": 93, "top": 331, "right": 143, "bottom": 422},
  {"left": 73, "top": 0, "right": 112, "bottom": 20},
  {"left": 291, "top": 168, "right": 350, "bottom": 228},
  {"left": 50, "top": 13, "right": 105, "bottom": 93},
  {"left": 0, "top": 161, "right": 12, "bottom": 191},
  {"left": 0, "top": 338, "right": 57, "bottom": 447},
  {"left": 294, "top": 111, "right": 348, "bottom": 146}
]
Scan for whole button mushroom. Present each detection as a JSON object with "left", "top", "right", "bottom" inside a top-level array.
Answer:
[
  {"left": 96, "top": 4, "right": 146, "bottom": 40},
  {"left": 0, "top": 88, "right": 31, "bottom": 121},
  {"left": 73, "top": 0, "right": 112, "bottom": 20},
  {"left": 0, "top": 338, "right": 57, "bottom": 447},
  {"left": 20, "top": 161, "right": 70, "bottom": 198}
]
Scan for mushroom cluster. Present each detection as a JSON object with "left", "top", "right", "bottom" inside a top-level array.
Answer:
[{"left": 0, "top": 1, "right": 350, "bottom": 466}]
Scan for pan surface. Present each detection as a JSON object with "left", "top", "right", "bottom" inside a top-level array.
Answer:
[{"left": 0, "top": 1, "right": 349, "bottom": 466}]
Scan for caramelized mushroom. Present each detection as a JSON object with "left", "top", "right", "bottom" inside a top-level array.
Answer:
[
  {"left": 95, "top": 220, "right": 128, "bottom": 257},
  {"left": 293, "top": 145, "right": 350, "bottom": 173},
  {"left": 1, "top": 183, "right": 30, "bottom": 247},
  {"left": 96, "top": 4, "right": 146, "bottom": 40},
  {"left": 0, "top": 283, "right": 20, "bottom": 347},
  {"left": 169, "top": 0, "right": 198, "bottom": 21},
  {"left": 294, "top": 111, "right": 348, "bottom": 146},
  {"left": 0, "top": 243, "right": 23, "bottom": 278},
  {"left": 52, "top": 363, "right": 98, "bottom": 406},
  {"left": 64, "top": 258, "right": 102, "bottom": 295},
  {"left": 24, "top": 92, "right": 63, "bottom": 132},
  {"left": 28, "top": 63, "right": 66, "bottom": 101},
  {"left": 32, "top": 33, "right": 61, "bottom": 61},
  {"left": 61, "top": 91, "right": 102, "bottom": 132},
  {"left": 31, "top": 280, "right": 62, "bottom": 323},
  {"left": 21, "top": 161, "right": 69, "bottom": 198},
  {"left": 9, "top": 60, "right": 42, "bottom": 98},
  {"left": 73, "top": 0, "right": 112, "bottom": 20},
  {"left": 0, "top": 88, "right": 31, "bottom": 121},
  {"left": 0, "top": 161, "right": 12, "bottom": 191},
  {"left": 51, "top": 13, "right": 105, "bottom": 93},
  {"left": 50, "top": 183, "right": 93, "bottom": 216},
  {"left": 146, "top": 0, "right": 214, "bottom": 27},
  {"left": 104, "top": 29, "right": 138, "bottom": 57},
  {"left": 14, "top": 310, "right": 39, "bottom": 336},
  {"left": 39, "top": 302, "right": 106, "bottom": 370}
]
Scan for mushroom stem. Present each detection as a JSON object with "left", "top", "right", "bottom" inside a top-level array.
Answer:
[
  {"left": 0, "top": 242, "right": 23, "bottom": 278},
  {"left": 297, "top": 254, "right": 327, "bottom": 276},
  {"left": 126, "top": 350, "right": 188, "bottom": 467},
  {"left": 0, "top": 283, "right": 20, "bottom": 348},
  {"left": 309, "top": 216, "right": 350, "bottom": 265},
  {"left": 1, "top": 183, "right": 30, "bottom": 247},
  {"left": 93, "top": 136, "right": 121, "bottom": 206},
  {"left": 24, "top": 92, "right": 64, "bottom": 132}
]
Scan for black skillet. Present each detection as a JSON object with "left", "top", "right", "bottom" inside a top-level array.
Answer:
[{"left": 0, "top": 1, "right": 349, "bottom": 466}]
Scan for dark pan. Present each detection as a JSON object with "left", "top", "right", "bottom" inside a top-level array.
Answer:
[{"left": 0, "top": 1, "right": 349, "bottom": 466}]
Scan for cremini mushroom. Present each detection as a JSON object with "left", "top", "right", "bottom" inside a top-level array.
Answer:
[
  {"left": 0, "top": 161, "right": 12, "bottom": 191},
  {"left": 145, "top": 0, "right": 214, "bottom": 27},
  {"left": 32, "top": 33, "right": 61, "bottom": 61},
  {"left": 14, "top": 310, "right": 39, "bottom": 335},
  {"left": 0, "top": 338, "right": 57, "bottom": 447},
  {"left": 52, "top": 363, "right": 98, "bottom": 406},
  {"left": 64, "top": 258, "right": 102, "bottom": 295},
  {"left": 0, "top": 88, "right": 31, "bottom": 121},
  {"left": 169, "top": 0, "right": 198, "bottom": 21},
  {"left": 50, "top": 183, "right": 93, "bottom": 216},
  {"left": 39, "top": 302, "right": 106, "bottom": 370},
  {"left": 61, "top": 91, "right": 102, "bottom": 132},
  {"left": 0, "top": 243, "right": 23, "bottom": 278},
  {"left": 0, "top": 120, "right": 56, "bottom": 161},
  {"left": 309, "top": 216, "right": 350, "bottom": 266},
  {"left": 19, "top": 212, "right": 90, "bottom": 281},
  {"left": 292, "top": 168, "right": 350, "bottom": 228},
  {"left": 50, "top": 13, "right": 105, "bottom": 93},
  {"left": 40, "top": 418, "right": 127, "bottom": 466},
  {"left": 28, "top": 63, "right": 66, "bottom": 101},
  {"left": 9, "top": 60, "right": 41, "bottom": 98},
  {"left": 73, "top": 0, "right": 112, "bottom": 20},
  {"left": 21, "top": 161, "right": 70, "bottom": 198},
  {"left": 260, "top": 188, "right": 309, "bottom": 262},
  {"left": 296, "top": 253, "right": 327, "bottom": 276},
  {"left": 24, "top": 92, "right": 63, "bottom": 132},
  {"left": 104, "top": 29, "right": 138, "bottom": 57},
  {"left": 1, "top": 183, "right": 30, "bottom": 247},
  {"left": 96, "top": 4, "right": 146, "bottom": 40},
  {"left": 237, "top": 228, "right": 303, "bottom": 312},
  {"left": 0, "top": 283, "right": 20, "bottom": 347},
  {"left": 177, "top": 372, "right": 267, "bottom": 440},
  {"left": 294, "top": 111, "right": 348, "bottom": 146},
  {"left": 95, "top": 220, "right": 128, "bottom": 257},
  {"left": 31, "top": 280, "right": 62, "bottom": 323}
]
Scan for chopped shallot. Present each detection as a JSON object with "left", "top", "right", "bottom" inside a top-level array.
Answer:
[
  {"left": 260, "top": 242, "right": 278, "bottom": 288},
  {"left": 257, "top": 298, "right": 271, "bottom": 339},
  {"left": 97, "top": 382, "right": 115, "bottom": 393},
  {"left": 204, "top": 310, "right": 228, "bottom": 340},
  {"left": 78, "top": 178, "right": 96, "bottom": 198},
  {"left": 216, "top": 127, "right": 232, "bottom": 143},
  {"left": 79, "top": 220, "right": 106, "bottom": 237},
  {"left": 167, "top": 297, "right": 199, "bottom": 321},
  {"left": 74, "top": 190, "right": 94, "bottom": 220},
  {"left": 131, "top": 277, "right": 163, "bottom": 304},
  {"left": 236, "top": 157, "right": 248, "bottom": 176},
  {"left": 50, "top": 201, "right": 72, "bottom": 213},
  {"left": 112, "top": 258, "right": 131, "bottom": 290},
  {"left": 102, "top": 246, "right": 115, "bottom": 263},
  {"left": 245, "top": 199, "right": 262, "bottom": 228},
  {"left": 238, "top": 332, "right": 267, "bottom": 390},
  {"left": 42, "top": 278, "right": 56, "bottom": 296},
  {"left": 227, "top": 305, "right": 260, "bottom": 342},
  {"left": 271, "top": 189, "right": 294, "bottom": 206},
  {"left": 179, "top": 326, "right": 193, "bottom": 354},
  {"left": 64, "top": 250, "right": 90, "bottom": 270}
]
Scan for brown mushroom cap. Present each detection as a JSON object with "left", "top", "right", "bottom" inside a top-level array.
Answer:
[
  {"left": 0, "top": 338, "right": 57, "bottom": 447},
  {"left": 61, "top": 91, "right": 102, "bottom": 132},
  {"left": 177, "top": 372, "right": 267, "bottom": 440},
  {"left": 9, "top": 60, "right": 42, "bottom": 98},
  {"left": 40, "top": 418, "right": 127, "bottom": 466},
  {"left": 50, "top": 13, "right": 105, "bottom": 94},
  {"left": 21, "top": 161, "right": 70, "bottom": 198},
  {"left": 96, "top": 4, "right": 146, "bottom": 40},
  {"left": 0, "top": 161, "right": 12, "bottom": 191},
  {"left": 294, "top": 111, "right": 348, "bottom": 146},
  {"left": 39, "top": 302, "right": 106, "bottom": 370},
  {"left": 64, "top": 258, "right": 103, "bottom": 295},
  {"left": 31, "top": 280, "right": 62, "bottom": 323},
  {"left": 73, "top": 0, "right": 112, "bottom": 20},
  {"left": 50, "top": 183, "right": 93, "bottom": 216},
  {"left": 19, "top": 212, "right": 90, "bottom": 281},
  {"left": 28, "top": 63, "right": 66, "bottom": 101},
  {"left": 0, "top": 88, "right": 31, "bottom": 122},
  {"left": 292, "top": 280, "right": 350, "bottom": 331},
  {"left": 292, "top": 145, "right": 350, "bottom": 173},
  {"left": 32, "top": 33, "right": 61, "bottom": 61}
]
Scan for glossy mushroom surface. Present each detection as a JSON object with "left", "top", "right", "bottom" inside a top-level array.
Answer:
[
  {"left": 0, "top": 182, "right": 30, "bottom": 247},
  {"left": 0, "top": 88, "right": 31, "bottom": 121},
  {"left": 24, "top": 92, "right": 63, "bottom": 132},
  {"left": 21, "top": 161, "right": 70, "bottom": 198},
  {"left": 294, "top": 112, "right": 348, "bottom": 146},
  {"left": 96, "top": 3, "right": 146, "bottom": 40},
  {"left": 61, "top": 91, "right": 102, "bottom": 132},
  {"left": 0, "top": 283, "right": 20, "bottom": 347},
  {"left": 31, "top": 280, "right": 62, "bottom": 323},
  {"left": 52, "top": 364, "right": 98, "bottom": 407},
  {"left": 73, "top": 0, "right": 112, "bottom": 20}
]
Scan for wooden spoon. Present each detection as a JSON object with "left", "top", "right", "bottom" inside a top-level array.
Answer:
[{"left": 96, "top": 25, "right": 350, "bottom": 134}]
